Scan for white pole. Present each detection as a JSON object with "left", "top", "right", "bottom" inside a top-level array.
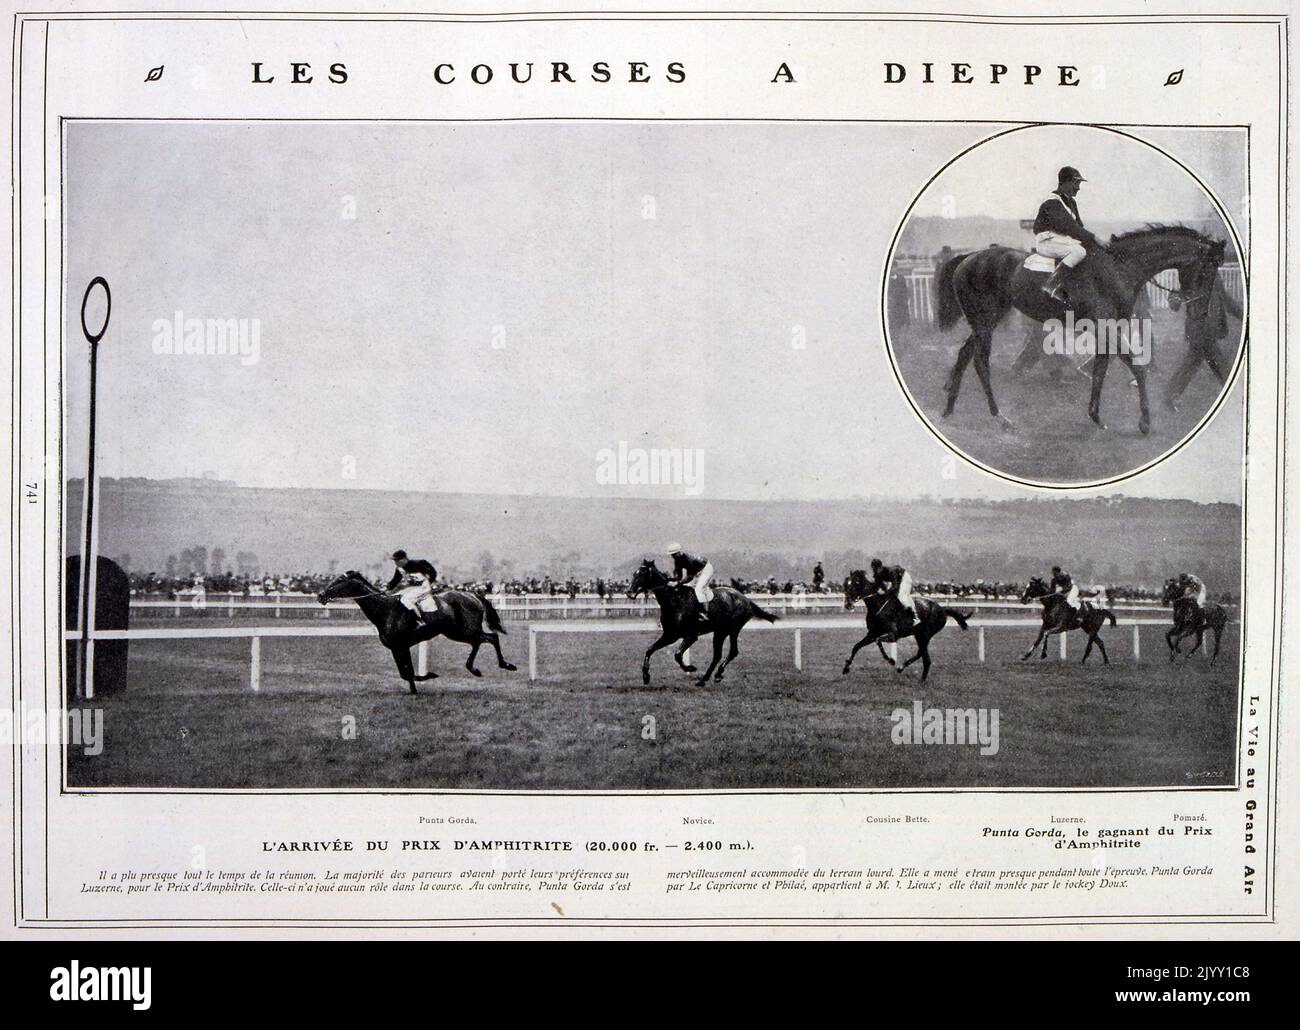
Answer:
[
  {"left": 1132, "top": 623, "right": 1141, "bottom": 660},
  {"left": 250, "top": 636, "right": 261, "bottom": 692},
  {"left": 978, "top": 625, "right": 986, "bottom": 662},
  {"left": 528, "top": 626, "right": 537, "bottom": 682},
  {"left": 889, "top": 641, "right": 898, "bottom": 663},
  {"left": 1059, "top": 633, "right": 1067, "bottom": 660},
  {"left": 794, "top": 627, "right": 802, "bottom": 671},
  {"left": 83, "top": 479, "right": 102, "bottom": 700},
  {"left": 417, "top": 640, "right": 429, "bottom": 678}
]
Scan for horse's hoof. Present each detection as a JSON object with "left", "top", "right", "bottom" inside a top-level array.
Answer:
[
  {"left": 502, "top": 663, "right": 517, "bottom": 672},
  {"left": 469, "top": 668, "right": 482, "bottom": 677},
  {"left": 682, "top": 665, "right": 697, "bottom": 674},
  {"left": 1139, "top": 420, "right": 1151, "bottom": 436},
  {"left": 695, "top": 677, "right": 708, "bottom": 687},
  {"left": 841, "top": 664, "right": 852, "bottom": 676}
]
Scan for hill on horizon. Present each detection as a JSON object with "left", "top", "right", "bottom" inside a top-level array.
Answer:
[{"left": 65, "top": 477, "right": 1242, "bottom": 592}]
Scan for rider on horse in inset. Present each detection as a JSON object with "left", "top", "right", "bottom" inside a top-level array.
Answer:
[
  {"left": 387, "top": 549, "right": 446, "bottom": 626},
  {"left": 869, "top": 557, "right": 922, "bottom": 635},
  {"left": 1034, "top": 166, "right": 1101, "bottom": 301},
  {"left": 667, "top": 543, "right": 714, "bottom": 629}
]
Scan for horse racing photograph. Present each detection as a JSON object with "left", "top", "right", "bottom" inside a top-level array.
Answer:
[
  {"left": 60, "top": 120, "right": 1244, "bottom": 792},
  {"left": 885, "top": 124, "right": 1247, "bottom": 486}
]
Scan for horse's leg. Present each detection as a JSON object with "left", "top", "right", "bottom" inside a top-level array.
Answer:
[
  {"left": 1022, "top": 622, "right": 1048, "bottom": 661},
  {"left": 1164, "top": 348, "right": 1201, "bottom": 411},
  {"left": 1123, "top": 353, "right": 1151, "bottom": 435},
  {"left": 483, "top": 631, "right": 517, "bottom": 671},
  {"left": 1188, "top": 628, "right": 1203, "bottom": 657},
  {"left": 942, "top": 334, "right": 977, "bottom": 418},
  {"left": 674, "top": 632, "right": 699, "bottom": 674},
  {"left": 1081, "top": 633, "right": 1094, "bottom": 664},
  {"left": 1211, "top": 625, "right": 1223, "bottom": 663},
  {"left": 876, "top": 640, "right": 896, "bottom": 667},
  {"left": 1095, "top": 632, "right": 1109, "bottom": 665},
  {"left": 972, "top": 332, "right": 1012, "bottom": 428},
  {"left": 843, "top": 631, "right": 880, "bottom": 674},
  {"left": 1166, "top": 625, "right": 1180, "bottom": 659},
  {"left": 464, "top": 641, "right": 482, "bottom": 677},
  {"left": 714, "top": 626, "right": 743, "bottom": 682},
  {"left": 642, "top": 632, "right": 677, "bottom": 685},
  {"left": 393, "top": 647, "right": 420, "bottom": 695},
  {"left": 1088, "top": 352, "right": 1110, "bottom": 428},
  {"left": 696, "top": 634, "right": 725, "bottom": 686}
]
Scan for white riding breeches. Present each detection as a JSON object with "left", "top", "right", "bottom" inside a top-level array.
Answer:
[
  {"left": 685, "top": 563, "right": 715, "bottom": 604},
  {"left": 1187, "top": 587, "right": 1207, "bottom": 605},
  {"left": 1064, "top": 584, "right": 1081, "bottom": 607},
  {"left": 1035, "top": 232, "right": 1086, "bottom": 268},
  {"left": 398, "top": 578, "right": 438, "bottom": 616},
  {"left": 897, "top": 571, "right": 921, "bottom": 614}
]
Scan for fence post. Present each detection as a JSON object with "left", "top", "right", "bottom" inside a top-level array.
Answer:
[
  {"left": 1059, "top": 633, "right": 1067, "bottom": 660},
  {"left": 417, "top": 641, "right": 429, "bottom": 678},
  {"left": 1132, "top": 623, "right": 1141, "bottom": 661},
  {"left": 528, "top": 626, "right": 537, "bottom": 682},
  {"left": 889, "top": 641, "right": 898, "bottom": 663},
  {"left": 250, "top": 636, "right": 261, "bottom": 692},
  {"left": 978, "top": 625, "right": 986, "bottom": 662},
  {"left": 794, "top": 627, "right": 802, "bottom": 671}
]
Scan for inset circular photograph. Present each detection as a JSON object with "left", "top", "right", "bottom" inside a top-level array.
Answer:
[{"left": 884, "top": 124, "right": 1247, "bottom": 487}]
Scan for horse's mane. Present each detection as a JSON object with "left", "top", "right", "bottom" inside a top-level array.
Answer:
[{"left": 1107, "top": 222, "right": 1215, "bottom": 246}]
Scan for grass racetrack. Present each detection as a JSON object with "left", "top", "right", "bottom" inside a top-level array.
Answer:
[
  {"left": 67, "top": 618, "right": 1239, "bottom": 791},
  {"left": 888, "top": 309, "right": 1242, "bottom": 483}
]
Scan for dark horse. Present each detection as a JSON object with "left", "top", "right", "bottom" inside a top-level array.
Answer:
[
  {"left": 627, "top": 559, "right": 778, "bottom": 686},
  {"left": 840, "top": 569, "right": 970, "bottom": 682},
  {"left": 318, "top": 571, "right": 516, "bottom": 694},
  {"left": 1019, "top": 577, "right": 1116, "bottom": 663},
  {"left": 935, "top": 225, "right": 1228, "bottom": 433},
  {"left": 1161, "top": 577, "right": 1227, "bottom": 664}
]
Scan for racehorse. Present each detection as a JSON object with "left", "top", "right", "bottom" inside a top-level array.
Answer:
[
  {"left": 935, "top": 225, "right": 1228, "bottom": 434},
  {"left": 1164, "top": 275, "right": 1243, "bottom": 412},
  {"left": 840, "top": 569, "right": 970, "bottom": 682},
  {"left": 1019, "top": 576, "right": 1117, "bottom": 663},
  {"left": 627, "top": 559, "right": 779, "bottom": 687},
  {"left": 317, "top": 571, "right": 516, "bottom": 694},
  {"left": 1161, "top": 577, "right": 1228, "bottom": 664}
]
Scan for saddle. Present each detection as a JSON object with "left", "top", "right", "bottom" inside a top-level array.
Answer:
[{"left": 1023, "top": 252, "right": 1056, "bottom": 274}]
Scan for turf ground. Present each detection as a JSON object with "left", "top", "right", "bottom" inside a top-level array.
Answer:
[
  {"left": 66, "top": 618, "right": 1239, "bottom": 791},
  {"left": 889, "top": 309, "right": 1242, "bottom": 483}
]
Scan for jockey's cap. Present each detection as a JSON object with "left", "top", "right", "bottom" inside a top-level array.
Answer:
[
  {"left": 1058, "top": 166, "right": 1086, "bottom": 183},
  {"left": 665, "top": 542, "right": 682, "bottom": 554},
  {"left": 391, "top": 549, "right": 407, "bottom": 561},
  {"left": 870, "top": 557, "right": 882, "bottom": 569},
  {"left": 1051, "top": 565, "right": 1061, "bottom": 573}
]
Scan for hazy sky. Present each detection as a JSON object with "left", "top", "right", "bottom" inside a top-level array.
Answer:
[{"left": 64, "top": 121, "right": 1245, "bottom": 503}]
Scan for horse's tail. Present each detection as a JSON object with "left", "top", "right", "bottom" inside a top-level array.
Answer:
[
  {"left": 944, "top": 607, "right": 972, "bottom": 631},
  {"left": 935, "top": 251, "right": 969, "bottom": 330},
  {"left": 749, "top": 602, "right": 780, "bottom": 623},
  {"left": 479, "top": 593, "right": 507, "bottom": 634}
]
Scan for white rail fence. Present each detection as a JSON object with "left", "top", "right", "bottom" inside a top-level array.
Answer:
[
  {"left": 525, "top": 617, "right": 1170, "bottom": 681},
  {"left": 129, "top": 593, "right": 1174, "bottom": 620},
  {"left": 67, "top": 616, "right": 1178, "bottom": 696}
]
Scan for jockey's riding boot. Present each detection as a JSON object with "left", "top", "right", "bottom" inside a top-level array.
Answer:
[{"left": 1042, "top": 265, "right": 1068, "bottom": 301}]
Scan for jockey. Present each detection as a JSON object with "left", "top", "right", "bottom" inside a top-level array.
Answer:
[
  {"left": 1034, "top": 166, "right": 1102, "bottom": 301},
  {"left": 1049, "top": 565, "right": 1084, "bottom": 615},
  {"left": 870, "top": 558, "right": 922, "bottom": 631},
  {"left": 386, "top": 549, "right": 443, "bottom": 625},
  {"left": 1179, "top": 572, "right": 1208, "bottom": 606},
  {"left": 667, "top": 543, "right": 714, "bottom": 626}
]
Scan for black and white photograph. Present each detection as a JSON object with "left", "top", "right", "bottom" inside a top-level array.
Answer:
[
  {"left": 63, "top": 121, "right": 1242, "bottom": 792},
  {"left": 885, "top": 123, "right": 1247, "bottom": 486}
]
